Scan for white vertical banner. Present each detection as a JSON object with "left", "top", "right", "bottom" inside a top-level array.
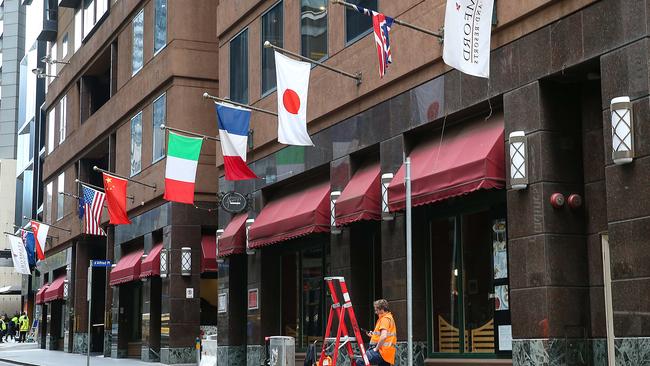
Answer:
[
  {"left": 443, "top": 0, "right": 495, "bottom": 78},
  {"left": 8, "top": 235, "right": 31, "bottom": 275}
]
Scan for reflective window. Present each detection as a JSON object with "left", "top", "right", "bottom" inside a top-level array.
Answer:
[
  {"left": 152, "top": 93, "right": 166, "bottom": 162},
  {"left": 130, "top": 112, "right": 143, "bottom": 176},
  {"left": 48, "top": 109, "right": 55, "bottom": 154},
  {"left": 57, "top": 173, "right": 65, "bottom": 220},
  {"left": 132, "top": 9, "right": 145, "bottom": 75},
  {"left": 301, "top": 0, "right": 327, "bottom": 61},
  {"left": 46, "top": 182, "right": 53, "bottom": 224},
  {"left": 75, "top": 7, "right": 83, "bottom": 52},
  {"left": 345, "top": 0, "right": 376, "bottom": 43},
  {"left": 154, "top": 0, "right": 168, "bottom": 54},
  {"left": 62, "top": 34, "right": 69, "bottom": 58},
  {"left": 229, "top": 30, "right": 249, "bottom": 104},
  {"left": 59, "top": 96, "right": 67, "bottom": 143},
  {"left": 83, "top": 0, "right": 95, "bottom": 38},
  {"left": 261, "top": 2, "right": 283, "bottom": 95}
]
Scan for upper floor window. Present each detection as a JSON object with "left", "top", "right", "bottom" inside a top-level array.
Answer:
[
  {"left": 83, "top": 0, "right": 109, "bottom": 39},
  {"left": 62, "top": 34, "right": 69, "bottom": 59},
  {"left": 46, "top": 182, "right": 53, "bottom": 224},
  {"left": 132, "top": 9, "right": 145, "bottom": 75},
  {"left": 57, "top": 173, "right": 65, "bottom": 221},
  {"left": 47, "top": 109, "right": 55, "bottom": 154},
  {"left": 59, "top": 95, "right": 67, "bottom": 143},
  {"left": 152, "top": 93, "right": 166, "bottom": 162},
  {"left": 301, "top": 0, "right": 328, "bottom": 61},
  {"left": 345, "top": 0, "right": 376, "bottom": 43},
  {"left": 131, "top": 112, "right": 143, "bottom": 176},
  {"left": 154, "top": 0, "right": 168, "bottom": 54},
  {"left": 229, "top": 29, "right": 249, "bottom": 104},
  {"left": 261, "top": 2, "right": 283, "bottom": 95},
  {"left": 75, "top": 8, "right": 83, "bottom": 52}
]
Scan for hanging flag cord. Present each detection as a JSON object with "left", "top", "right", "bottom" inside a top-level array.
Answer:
[
  {"left": 160, "top": 124, "right": 220, "bottom": 141},
  {"left": 202, "top": 92, "right": 278, "bottom": 117},
  {"left": 23, "top": 217, "right": 71, "bottom": 234},
  {"left": 93, "top": 166, "right": 157, "bottom": 191},
  {"left": 332, "top": 0, "right": 443, "bottom": 39},
  {"left": 75, "top": 179, "right": 136, "bottom": 202},
  {"left": 263, "top": 42, "right": 363, "bottom": 85}
]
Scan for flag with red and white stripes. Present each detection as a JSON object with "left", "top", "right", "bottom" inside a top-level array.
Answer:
[
  {"left": 81, "top": 185, "right": 106, "bottom": 236},
  {"left": 353, "top": 4, "right": 394, "bottom": 78}
]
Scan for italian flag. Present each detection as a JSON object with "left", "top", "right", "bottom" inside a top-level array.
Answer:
[{"left": 164, "top": 132, "right": 203, "bottom": 204}]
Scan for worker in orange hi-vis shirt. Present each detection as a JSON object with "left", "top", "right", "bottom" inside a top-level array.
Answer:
[{"left": 356, "top": 299, "right": 397, "bottom": 366}]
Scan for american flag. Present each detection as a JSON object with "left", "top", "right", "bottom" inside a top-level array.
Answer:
[
  {"left": 81, "top": 185, "right": 106, "bottom": 236},
  {"left": 353, "top": 4, "right": 394, "bottom": 78}
]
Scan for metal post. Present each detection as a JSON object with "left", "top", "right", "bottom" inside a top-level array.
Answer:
[
  {"left": 75, "top": 179, "right": 135, "bottom": 201},
  {"left": 405, "top": 157, "right": 413, "bottom": 366},
  {"left": 160, "top": 124, "right": 220, "bottom": 141},
  {"left": 93, "top": 166, "right": 157, "bottom": 191},
  {"left": 23, "top": 217, "right": 72, "bottom": 233},
  {"left": 87, "top": 261, "right": 92, "bottom": 366},
  {"left": 202, "top": 92, "right": 278, "bottom": 116}
]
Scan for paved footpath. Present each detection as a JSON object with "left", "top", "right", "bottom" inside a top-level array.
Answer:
[{"left": 0, "top": 342, "right": 196, "bottom": 366}]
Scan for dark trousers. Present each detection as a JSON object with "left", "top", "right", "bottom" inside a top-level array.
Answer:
[
  {"left": 355, "top": 348, "right": 390, "bottom": 366},
  {"left": 18, "top": 331, "right": 26, "bottom": 343},
  {"left": 0, "top": 330, "right": 4, "bottom": 342}
]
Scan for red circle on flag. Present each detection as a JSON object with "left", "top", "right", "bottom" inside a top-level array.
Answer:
[{"left": 283, "top": 89, "right": 301, "bottom": 115}]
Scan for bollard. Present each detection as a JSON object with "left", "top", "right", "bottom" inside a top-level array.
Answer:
[{"left": 195, "top": 337, "right": 201, "bottom": 366}]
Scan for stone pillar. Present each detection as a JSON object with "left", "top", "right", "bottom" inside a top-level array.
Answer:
[
  {"left": 505, "top": 81, "right": 590, "bottom": 362},
  {"left": 73, "top": 240, "right": 90, "bottom": 354},
  {"left": 242, "top": 190, "right": 263, "bottom": 366},
  {"left": 110, "top": 243, "right": 125, "bottom": 358},
  {"left": 104, "top": 226, "right": 115, "bottom": 357},
  {"left": 63, "top": 247, "right": 73, "bottom": 353},
  {"left": 215, "top": 253, "right": 247, "bottom": 366},
  {"left": 141, "top": 276, "right": 162, "bottom": 362}
]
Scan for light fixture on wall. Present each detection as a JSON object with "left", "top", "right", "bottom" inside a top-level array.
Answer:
[
  {"left": 40, "top": 55, "right": 70, "bottom": 65},
  {"left": 330, "top": 191, "right": 341, "bottom": 235},
  {"left": 611, "top": 97, "right": 634, "bottom": 165},
  {"left": 63, "top": 279, "right": 69, "bottom": 299},
  {"left": 31, "top": 67, "right": 57, "bottom": 79},
  {"left": 181, "top": 247, "right": 192, "bottom": 276},
  {"left": 245, "top": 219, "right": 255, "bottom": 255},
  {"left": 509, "top": 131, "right": 528, "bottom": 190},
  {"left": 381, "top": 173, "right": 394, "bottom": 221},
  {"left": 160, "top": 248, "right": 168, "bottom": 278},
  {"left": 216, "top": 229, "right": 224, "bottom": 264}
]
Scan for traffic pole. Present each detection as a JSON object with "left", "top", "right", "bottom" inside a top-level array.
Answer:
[
  {"left": 405, "top": 157, "right": 413, "bottom": 366},
  {"left": 87, "top": 260, "right": 92, "bottom": 366}
]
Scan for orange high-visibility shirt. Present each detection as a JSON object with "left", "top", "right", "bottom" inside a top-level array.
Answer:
[{"left": 370, "top": 312, "right": 397, "bottom": 364}]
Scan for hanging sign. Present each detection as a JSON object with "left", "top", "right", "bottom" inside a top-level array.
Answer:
[{"left": 220, "top": 191, "right": 248, "bottom": 214}]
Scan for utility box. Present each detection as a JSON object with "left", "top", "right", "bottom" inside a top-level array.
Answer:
[{"left": 269, "top": 336, "right": 295, "bottom": 366}]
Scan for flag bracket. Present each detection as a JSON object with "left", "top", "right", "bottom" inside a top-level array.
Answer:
[
  {"left": 75, "top": 179, "right": 136, "bottom": 202},
  {"left": 160, "top": 124, "right": 220, "bottom": 141},
  {"left": 93, "top": 166, "right": 157, "bottom": 191},
  {"left": 23, "top": 217, "right": 71, "bottom": 234},
  {"left": 263, "top": 41, "right": 363, "bottom": 85},
  {"left": 331, "top": 0, "right": 443, "bottom": 40},
  {"left": 202, "top": 92, "right": 278, "bottom": 117}
]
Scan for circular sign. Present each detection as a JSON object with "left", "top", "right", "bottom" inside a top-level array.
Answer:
[{"left": 221, "top": 191, "right": 248, "bottom": 214}]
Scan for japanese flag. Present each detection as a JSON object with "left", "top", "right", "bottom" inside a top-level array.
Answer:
[{"left": 275, "top": 51, "right": 314, "bottom": 146}]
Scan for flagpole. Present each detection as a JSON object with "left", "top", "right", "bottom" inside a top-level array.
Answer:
[
  {"left": 331, "top": 0, "right": 443, "bottom": 39},
  {"left": 75, "top": 180, "right": 136, "bottom": 202},
  {"left": 13, "top": 225, "right": 59, "bottom": 240},
  {"left": 160, "top": 124, "right": 220, "bottom": 141},
  {"left": 92, "top": 166, "right": 157, "bottom": 191},
  {"left": 202, "top": 92, "right": 278, "bottom": 116},
  {"left": 263, "top": 42, "right": 363, "bottom": 85},
  {"left": 23, "top": 217, "right": 71, "bottom": 233},
  {"left": 60, "top": 192, "right": 109, "bottom": 209}
]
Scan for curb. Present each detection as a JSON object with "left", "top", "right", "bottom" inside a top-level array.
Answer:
[{"left": 0, "top": 358, "right": 38, "bottom": 366}]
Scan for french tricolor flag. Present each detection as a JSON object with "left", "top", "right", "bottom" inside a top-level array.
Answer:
[{"left": 216, "top": 103, "right": 258, "bottom": 181}]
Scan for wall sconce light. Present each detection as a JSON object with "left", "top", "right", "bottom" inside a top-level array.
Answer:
[
  {"left": 160, "top": 248, "right": 168, "bottom": 278},
  {"left": 509, "top": 131, "right": 528, "bottom": 190},
  {"left": 330, "top": 191, "right": 341, "bottom": 235},
  {"left": 245, "top": 219, "right": 255, "bottom": 255},
  {"left": 381, "top": 173, "right": 394, "bottom": 221},
  {"left": 63, "top": 279, "right": 69, "bottom": 299},
  {"left": 216, "top": 229, "right": 224, "bottom": 259},
  {"left": 181, "top": 247, "right": 192, "bottom": 276},
  {"left": 611, "top": 97, "right": 634, "bottom": 165},
  {"left": 31, "top": 67, "right": 57, "bottom": 79}
]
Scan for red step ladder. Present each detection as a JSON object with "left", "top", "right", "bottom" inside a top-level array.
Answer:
[{"left": 318, "top": 276, "right": 369, "bottom": 366}]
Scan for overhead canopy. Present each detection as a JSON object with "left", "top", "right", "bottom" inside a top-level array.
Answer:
[
  {"left": 248, "top": 181, "right": 330, "bottom": 248},
  {"left": 139, "top": 242, "right": 164, "bottom": 279},
  {"left": 43, "top": 276, "right": 66, "bottom": 302},
  {"left": 388, "top": 117, "right": 505, "bottom": 211},
  {"left": 35, "top": 284, "right": 49, "bottom": 305},
  {"left": 335, "top": 162, "right": 381, "bottom": 226},
  {"left": 201, "top": 234, "right": 218, "bottom": 273},
  {"left": 110, "top": 249, "right": 144, "bottom": 286},
  {"left": 217, "top": 214, "right": 248, "bottom": 257}
]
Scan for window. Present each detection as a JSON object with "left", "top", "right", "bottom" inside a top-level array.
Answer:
[
  {"left": 83, "top": 0, "right": 95, "bottom": 38},
  {"left": 261, "top": 2, "right": 283, "bottom": 95},
  {"left": 132, "top": 9, "right": 144, "bottom": 75},
  {"left": 75, "top": 7, "right": 83, "bottom": 52},
  {"left": 229, "top": 30, "right": 248, "bottom": 104},
  {"left": 152, "top": 93, "right": 166, "bottom": 162},
  {"left": 46, "top": 182, "right": 53, "bottom": 223},
  {"left": 57, "top": 173, "right": 65, "bottom": 220},
  {"left": 59, "top": 96, "right": 67, "bottom": 143},
  {"left": 301, "top": 0, "right": 328, "bottom": 61},
  {"left": 154, "top": 0, "right": 167, "bottom": 54},
  {"left": 62, "top": 34, "right": 69, "bottom": 58},
  {"left": 345, "top": 0, "right": 376, "bottom": 43},
  {"left": 130, "top": 112, "right": 143, "bottom": 176},
  {"left": 47, "top": 109, "right": 55, "bottom": 154}
]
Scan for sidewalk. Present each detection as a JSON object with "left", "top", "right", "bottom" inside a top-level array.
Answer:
[{"left": 0, "top": 343, "right": 195, "bottom": 366}]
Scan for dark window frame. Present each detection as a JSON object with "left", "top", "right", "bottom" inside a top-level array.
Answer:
[
  {"left": 344, "top": 0, "right": 378, "bottom": 45},
  {"left": 229, "top": 28, "right": 249, "bottom": 104},
  {"left": 260, "top": 1, "right": 284, "bottom": 97},
  {"left": 300, "top": 0, "right": 329, "bottom": 62}
]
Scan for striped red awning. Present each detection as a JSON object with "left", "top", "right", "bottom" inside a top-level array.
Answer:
[
  {"left": 139, "top": 242, "right": 163, "bottom": 279},
  {"left": 110, "top": 249, "right": 144, "bottom": 286},
  {"left": 335, "top": 162, "right": 381, "bottom": 226},
  {"left": 217, "top": 214, "right": 248, "bottom": 257}
]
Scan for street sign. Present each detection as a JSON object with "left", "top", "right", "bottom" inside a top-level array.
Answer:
[{"left": 91, "top": 260, "right": 112, "bottom": 267}]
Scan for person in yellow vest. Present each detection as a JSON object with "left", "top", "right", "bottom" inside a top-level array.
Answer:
[
  {"left": 356, "top": 299, "right": 397, "bottom": 366},
  {"left": 0, "top": 315, "right": 6, "bottom": 343},
  {"left": 17, "top": 312, "right": 29, "bottom": 343}
]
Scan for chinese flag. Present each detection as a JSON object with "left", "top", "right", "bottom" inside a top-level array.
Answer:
[{"left": 102, "top": 173, "right": 131, "bottom": 224}]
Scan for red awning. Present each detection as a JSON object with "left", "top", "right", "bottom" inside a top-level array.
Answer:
[
  {"left": 335, "top": 162, "right": 381, "bottom": 226},
  {"left": 139, "top": 242, "right": 163, "bottom": 279},
  {"left": 35, "top": 284, "right": 49, "bottom": 305},
  {"left": 388, "top": 117, "right": 505, "bottom": 211},
  {"left": 249, "top": 181, "right": 330, "bottom": 248},
  {"left": 110, "top": 249, "right": 144, "bottom": 286},
  {"left": 201, "top": 235, "right": 218, "bottom": 273},
  {"left": 43, "top": 276, "right": 65, "bottom": 302},
  {"left": 217, "top": 214, "right": 248, "bottom": 257}
]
